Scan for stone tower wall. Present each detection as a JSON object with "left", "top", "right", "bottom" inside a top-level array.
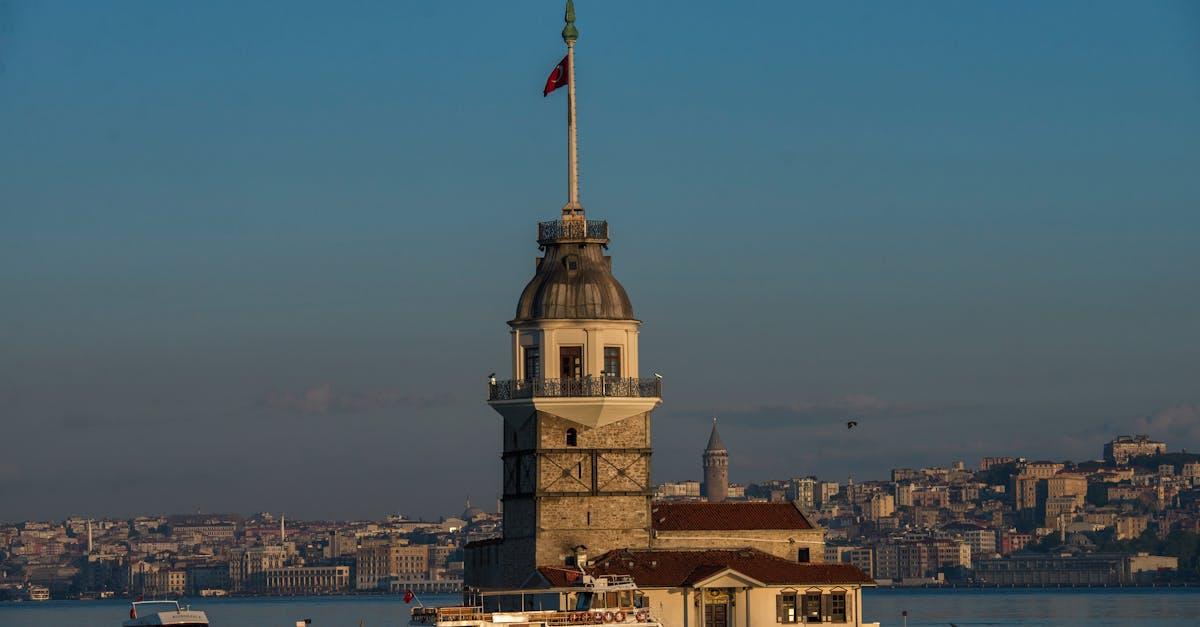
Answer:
[{"left": 703, "top": 450, "right": 729, "bottom": 503}]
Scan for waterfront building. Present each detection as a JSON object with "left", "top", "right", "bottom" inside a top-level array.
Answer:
[
  {"left": 264, "top": 565, "right": 350, "bottom": 594},
  {"left": 975, "top": 553, "right": 1177, "bottom": 586},
  {"left": 228, "top": 545, "right": 287, "bottom": 592},
  {"left": 536, "top": 549, "right": 873, "bottom": 626},
  {"left": 356, "top": 538, "right": 430, "bottom": 590}
]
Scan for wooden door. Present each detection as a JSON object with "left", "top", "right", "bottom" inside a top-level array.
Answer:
[{"left": 704, "top": 603, "right": 729, "bottom": 627}]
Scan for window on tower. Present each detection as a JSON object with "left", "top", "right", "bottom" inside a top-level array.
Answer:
[
  {"left": 524, "top": 345, "right": 541, "bottom": 381},
  {"left": 603, "top": 347, "right": 621, "bottom": 378},
  {"left": 566, "top": 428, "right": 578, "bottom": 447},
  {"left": 560, "top": 346, "right": 583, "bottom": 379}
]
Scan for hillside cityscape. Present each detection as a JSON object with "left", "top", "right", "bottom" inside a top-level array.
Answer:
[{"left": 3, "top": 431, "right": 1198, "bottom": 602}]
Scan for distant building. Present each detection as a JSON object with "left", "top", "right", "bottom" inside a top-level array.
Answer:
[
  {"left": 228, "top": 545, "right": 287, "bottom": 592},
  {"left": 655, "top": 480, "right": 701, "bottom": 499},
  {"left": 819, "top": 481, "right": 841, "bottom": 506},
  {"left": 264, "top": 565, "right": 350, "bottom": 594},
  {"left": 826, "top": 546, "right": 874, "bottom": 578},
  {"left": 976, "top": 553, "right": 1176, "bottom": 585},
  {"left": 1105, "top": 435, "right": 1167, "bottom": 465},
  {"left": 979, "top": 456, "right": 1015, "bottom": 471},
  {"left": 866, "top": 494, "right": 895, "bottom": 521},
  {"left": 1115, "top": 515, "right": 1149, "bottom": 540},
  {"left": 356, "top": 539, "right": 429, "bottom": 590},
  {"left": 702, "top": 419, "right": 729, "bottom": 503},
  {"left": 791, "top": 477, "right": 817, "bottom": 510}
]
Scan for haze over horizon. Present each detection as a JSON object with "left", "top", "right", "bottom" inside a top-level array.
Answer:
[{"left": 2, "top": 1, "right": 1198, "bottom": 522}]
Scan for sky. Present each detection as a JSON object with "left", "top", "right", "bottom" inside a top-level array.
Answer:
[{"left": 1, "top": 0, "right": 1198, "bottom": 522}]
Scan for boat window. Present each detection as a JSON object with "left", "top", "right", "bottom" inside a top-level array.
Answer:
[
  {"left": 575, "top": 592, "right": 594, "bottom": 611},
  {"left": 634, "top": 591, "right": 646, "bottom": 609},
  {"left": 606, "top": 592, "right": 619, "bottom": 608}
]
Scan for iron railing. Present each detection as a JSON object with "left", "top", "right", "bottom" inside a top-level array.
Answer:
[
  {"left": 489, "top": 376, "right": 661, "bottom": 401},
  {"left": 538, "top": 219, "right": 609, "bottom": 243}
]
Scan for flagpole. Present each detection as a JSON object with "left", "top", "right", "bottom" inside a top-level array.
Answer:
[{"left": 563, "top": 0, "right": 581, "bottom": 217}]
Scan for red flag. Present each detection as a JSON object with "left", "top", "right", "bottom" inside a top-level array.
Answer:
[
  {"left": 403, "top": 589, "right": 415, "bottom": 604},
  {"left": 544, "top": 55, "right": 568, "bottom": 97}
]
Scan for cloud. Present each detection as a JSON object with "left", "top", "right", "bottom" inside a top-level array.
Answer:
[
  {"left": 1128, "top": 404, "right": 1200, "bottom": 443},
  {"left": 261, "top": 383, "right": 450, "bottom": 415}
]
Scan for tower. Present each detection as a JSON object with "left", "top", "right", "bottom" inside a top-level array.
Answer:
[
  {"left": 477, "top": 0, "right": 662, "bottom": 588},
  {"left": 702, "top": 418, "right": 729, "bottom": 502}
]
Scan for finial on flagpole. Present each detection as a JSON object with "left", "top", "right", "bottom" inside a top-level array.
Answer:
[{"left": 563, "top": 0, "right": 579, "bottom": 43}]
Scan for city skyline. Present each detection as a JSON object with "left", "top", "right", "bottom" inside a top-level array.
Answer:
[{"left": 3, "top": 1, "right": 1199, "bottom": 521}]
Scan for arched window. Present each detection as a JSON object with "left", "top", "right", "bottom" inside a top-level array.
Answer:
[{"left": 566, "top": 428, "right": 578, "bottom": 447}]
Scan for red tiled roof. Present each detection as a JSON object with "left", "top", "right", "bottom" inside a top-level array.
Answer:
[
  {"left": 587, "top": 548, "right": 874, "bottom": 588},
  {"left": 537, "top": 566, "right": 587, "bottom": 587},
  {"left": 651, "top": 502, "right": 813, "bottom": 531}
]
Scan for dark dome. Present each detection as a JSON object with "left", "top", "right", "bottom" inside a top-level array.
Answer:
[{"left": 514, "top": 241, "right": 635, "bottom": 322}]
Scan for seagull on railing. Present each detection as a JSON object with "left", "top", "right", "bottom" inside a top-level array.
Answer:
[{"left": 488, "top": 373, "right": 497, "bottom": 386}]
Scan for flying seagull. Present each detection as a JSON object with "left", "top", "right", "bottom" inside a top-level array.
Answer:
[
  {"left": 846, "top": 421, "right": 858, "bottom": 429},
  {"left": 653, "top": 372, "right": 663, "bottom": 380}
]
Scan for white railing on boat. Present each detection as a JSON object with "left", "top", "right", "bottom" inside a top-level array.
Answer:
[{"left": 411, "top": 606, "right": 654, "bottom": 626}]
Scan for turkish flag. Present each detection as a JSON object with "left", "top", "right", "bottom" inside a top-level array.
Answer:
[
  {"left": 544, "top": 55, "right": 568, "bottom": 96},
  {"left": 404, "top": 589, "right": 415, "bottom": 604}
]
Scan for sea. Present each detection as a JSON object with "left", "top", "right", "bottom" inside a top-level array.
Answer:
[{"left": 2, "top": 588, "right": 1199, "bottom": 627}]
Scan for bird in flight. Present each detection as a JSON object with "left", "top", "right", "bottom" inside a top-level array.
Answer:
[{"left": 846, "top": 421, "right": 858, "bottom": 429}]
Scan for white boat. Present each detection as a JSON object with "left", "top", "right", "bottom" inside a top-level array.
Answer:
[
  {"left": 26, "top": 585, "right": 50, "bottom": 601},
  {"left": 123, "top": 600, "right": 210, "bottom": 626},
  {"left": 410, "top": 574, "right": 662, "bottom": 627}
]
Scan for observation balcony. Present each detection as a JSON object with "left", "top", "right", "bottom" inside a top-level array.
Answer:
[
  {"left": 488, "top": 376, "right": 660, "bottom": 401},
  {"left": 487, "top": 376, "right": 662, "bottom": 428},
  {"left": 537, "top": 219, "right": 609, "bottom": 245}
]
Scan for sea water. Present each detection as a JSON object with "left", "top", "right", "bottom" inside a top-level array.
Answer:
[{"left": 2, "top": 589, "right": 1199, "bottom": 627}]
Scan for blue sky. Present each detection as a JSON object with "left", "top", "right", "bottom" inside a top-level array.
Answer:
[{"left": 2, "top": 1, "right": 1198, "bottom": 521}]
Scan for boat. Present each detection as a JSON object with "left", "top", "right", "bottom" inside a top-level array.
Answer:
[
  {"left": 410, "top": 573, "right": 662, "bottom": 626},
  {"left": 123, "top": 600, "right": 210, "bottom": 626},
  {"left": 26, "top": 585, "right": 50, "bottom": 601}
]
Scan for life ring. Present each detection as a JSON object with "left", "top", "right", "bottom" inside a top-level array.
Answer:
[
  {"left": 635, "top": 610, "right": 650, "bottom": 622},
  {"left": 593, "top": 611, "right": 606, "bottom": 623},
  {"left": 603, "top": 611, "right": 616, "bottom": 622},
  {"left": 614, "top": 610, "right": 627, "bottom": 622}
]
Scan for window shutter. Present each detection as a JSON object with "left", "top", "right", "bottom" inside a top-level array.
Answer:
[
  {"left": 776, "top": 594, "right": 785, "bottom": 623},
  {"left": 822, "top": 594, "right": 831, "bottom": 621}
]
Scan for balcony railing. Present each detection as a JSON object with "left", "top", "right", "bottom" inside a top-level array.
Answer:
[
  {"left": 488, "top": 376, "right": 661, "bottom": 401},
  {"left": 537, "top": 219, "right": 609, "bottom": 244}
]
